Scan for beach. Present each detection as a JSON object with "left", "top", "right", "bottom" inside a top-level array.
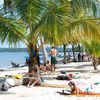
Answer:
[
  {"left": 0, "top": 62, "right": 100, "bottom": 100},
  {"left": 1, "top": 86, "right": 100, "bottom": 100},
  {"left": 0, "top": 0, "right": 100, "bottom": 100}
]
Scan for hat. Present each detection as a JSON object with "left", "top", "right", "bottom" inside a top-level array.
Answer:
[{"left": 14, "top": 74, "right": 22, "bottom": 79}]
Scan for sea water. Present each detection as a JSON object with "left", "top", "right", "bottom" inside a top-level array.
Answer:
[
  {"left": 0, "top": 52, "right": 63, "bottom": 68},
  {"left": 0, "top": 51, "right": 76, "bottom": 69},
  {"left": 0, "top": 52, "right": 29, "bottom": 68}
]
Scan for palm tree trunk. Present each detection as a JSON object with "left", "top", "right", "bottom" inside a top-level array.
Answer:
[
  {"left": 72, "top": 44, "right": 76, "bottom": 62},
  {"left": 42, "top": 44, "right": 48, "bottom": 64},
  {"left": 78, "top": 43, "right": 81, "bottom": 54},
  {"left": 63, "top": 44, "right": 67, "bottom": 64},
  {"left": 40, "top": 37, "right": 48, "bottom": 65},
  {"left": 92, "top": 56, "right": 97, "bottom": 70},
  {"left": 26, "top": 44, "right": 40, "bottom": 73},
  {"left": 78, "top": 43, "right": 81, "bottom": 62}
]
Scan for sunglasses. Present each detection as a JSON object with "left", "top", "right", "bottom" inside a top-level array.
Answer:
[{"left": 68, "top": 82, "right": 75, "bottom": 87}]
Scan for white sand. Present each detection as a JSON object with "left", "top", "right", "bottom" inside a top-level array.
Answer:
[
  {"left": 0, "top": 62, "right": 100, "bottom": 100},
  {"left": 0, "top": 86, "right": 100, "bottom": 100}
]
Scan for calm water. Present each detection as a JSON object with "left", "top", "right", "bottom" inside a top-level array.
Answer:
[
  {"left": 0, "top": 52, "right": 50, "bottom": 68},
  {"left": 0, "top": 51, "right": 77, "bottom": 68},
  {"left": 0, "top": 52, "right": 29, "bottom": 68}
]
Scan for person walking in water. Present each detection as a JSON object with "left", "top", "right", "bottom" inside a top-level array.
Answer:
[{"left": 50, "top": 46, "right": 58, "bottom": 71}]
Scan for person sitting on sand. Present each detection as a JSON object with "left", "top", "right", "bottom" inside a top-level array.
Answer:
[
  {"left": 38, "top": 60, "right": 52, "bottom": 73},
  {"left": 58, "top": 81, "right": 100, "bottom": 95},
  {"left": 45, "top": 60, "right": 52, "bottom": 72},
  {"left": 27, "top": 67, "right": 42, "bottom": 87},
  {"left": 39, "top": 64, "right": 46, "bottom": 72}
]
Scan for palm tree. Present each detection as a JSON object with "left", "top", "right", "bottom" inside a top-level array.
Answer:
[
  {"left": 62, "top": 44, "right": 67, "bottom": 64},
  {"left": 0, "top": 0, "right": 72, "bottom": 69},
  {"left": 83, "top": 40, "right": 100, "bottom": 70},
  {"left": 66, "top": 0, "right": 100, "bottom": 64},
  {"left": 0, "top": 0, "right": 100, "bottom": 71}
]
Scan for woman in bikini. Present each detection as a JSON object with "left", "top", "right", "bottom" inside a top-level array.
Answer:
[{"left": 58, "top": 81, "right": 100, "bottom": 95}]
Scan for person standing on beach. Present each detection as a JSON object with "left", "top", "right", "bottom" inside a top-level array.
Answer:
[{"left": 50, "top": 46, "right": 58, "bottom": 71}]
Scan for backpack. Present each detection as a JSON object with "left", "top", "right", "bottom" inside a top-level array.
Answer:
[
  {"left": 56, "top": 75, "right": 72, "bottom": 80},
  {"left": 0, "top": 77, "right": 11, "bottom": 91}
]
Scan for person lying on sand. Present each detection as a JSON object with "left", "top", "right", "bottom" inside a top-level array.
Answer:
[
  {"left": 57, "top": 81, "right": 100, "bottom": 95},
  {"left": 11, "top": 61, "right": 19, "bottom": 68}
]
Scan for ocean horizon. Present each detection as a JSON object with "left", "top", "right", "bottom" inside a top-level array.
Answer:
[{"left": 0, "top": 47, "right": 78, "bottom": 69}]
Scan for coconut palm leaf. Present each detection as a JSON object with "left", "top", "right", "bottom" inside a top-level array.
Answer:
[
  {"left": 36, "top": 0, "right": 71, "bottom": 45},
  {"left": 66, "top": 19, "right": 100, "bottom": 43},
  {"left": 70, "top": 0, "right": 98, "bottom": 18},
  {"left": 0, "top": 15, "right": 28, "bottom": 46},
  {"left": 1, "top": 0, "right": 100, "bottom": 46},
  {"left": 13, "top": 0, "right": 47, "bottom": 31},
  {"left": 83, "top": 40, "right": 100, "bottom": 57}
]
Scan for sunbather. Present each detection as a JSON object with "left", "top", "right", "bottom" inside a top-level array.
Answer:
[
  {"left": 58, "top": 81, "right": 100, "bottom": 95},
  {"left": 11, "top": 61, "right": 19, "bottom": 68}
]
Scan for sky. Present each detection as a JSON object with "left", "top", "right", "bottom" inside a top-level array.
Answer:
[
  {"left": 0, "top": 41, "right": 26, "bottom": 48},
  {"left": 0, "top": 0, "right": 3, "bottom": 6}
]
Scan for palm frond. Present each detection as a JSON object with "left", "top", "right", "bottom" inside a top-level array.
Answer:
[
  {"left": 67, "top": 19, "right": 100, "bottom": 43},
  {"left": 83, "top": 40, "right": 100, "bottom": 57},
  {"left": 70, "top": 0, "right": 98, "bottom": 18},
  {"left": 36, "top": 0, "right": 71, "bottom": 45},
  {"left": 0, "top": 15, "right": 28, "bottom": 46}
]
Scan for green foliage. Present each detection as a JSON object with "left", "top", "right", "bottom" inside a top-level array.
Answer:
[
  {"left": 38, "top": 0, "right": 71, "bottom": 45},
  {"left": 70, "top": 0, "right": 98, "bottom": 18},
  {"left": 0, "top": 15, "right": 27, "bottom": 46},
  {"left": 0, "top": 0, "right": 100, "bottom": 51},
  {"left": 83, "top": 40, "right": 100, "bottom": 57}
]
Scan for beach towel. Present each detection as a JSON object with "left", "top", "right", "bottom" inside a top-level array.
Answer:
[{"left": 57, "top": 92, "right": 100, "bottom": 96}]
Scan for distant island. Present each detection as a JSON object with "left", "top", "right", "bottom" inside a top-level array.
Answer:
[
  {"left": 0, "top": 47, "right": 73, "bottom": 52},
  {"left": 0, "top": 48, "right": 27, "bottom": 52}
]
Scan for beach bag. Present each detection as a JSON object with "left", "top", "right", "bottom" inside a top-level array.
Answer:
[
  {"left": 0, "top": 77, "right": 10, "bottom": 91},
  {"left": 6, "top": 78, "right": 15, "bottom": 86},
  {"left": 14, "top": 74, "right": 22, "bottom": 79},
  {"left": 1, "top": 83, "right": 9, "bottom": 91},
  {"left": 22, "top": 77, "right": 29, "bottom": 85},
  {"left": 60, "top": 70, "right": 66, "bottom": 74},
  {"left": 56, "top": 75, "right": 72, "bottom": 80}
]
